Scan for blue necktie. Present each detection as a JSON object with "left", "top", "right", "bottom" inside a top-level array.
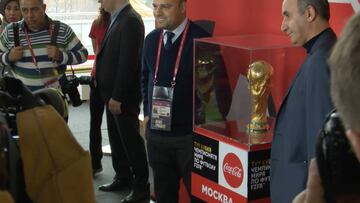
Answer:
[{"left": 164, "top": 31, "right": 175, "bottom": 50}]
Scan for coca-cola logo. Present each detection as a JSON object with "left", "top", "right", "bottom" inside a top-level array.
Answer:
[{"left": 222, "top": 153, "right": 243, "bottom": 188}]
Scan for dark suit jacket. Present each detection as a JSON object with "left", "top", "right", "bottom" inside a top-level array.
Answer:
[
  {"left": 96, "top": 4, "right": 144, "bottom": 110},
  {"left": 270, "top": 29, "right": 336, "bottom": 203}
]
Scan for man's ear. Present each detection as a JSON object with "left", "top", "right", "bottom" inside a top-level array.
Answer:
[
  {"left": 346, "top": 129, "right": 360, "bottom": 162},
  {"left": 180, "top": 0, "right": 186, "bottom": 14},
  {"left": 305, "top": 4, "right": 317, "bottom": 22}
]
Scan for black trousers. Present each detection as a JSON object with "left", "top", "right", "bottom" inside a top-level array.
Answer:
[
  {"left": 147, "top": 133, "right": 193, "bottom": 203},
  {"left": 105, "top": 105, "right": 149, "bottom": 186},
  {"left": 89, "top": 86, "right": 105, "bottom": 169}
]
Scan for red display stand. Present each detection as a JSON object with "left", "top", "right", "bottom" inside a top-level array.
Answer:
[
  {"left": 192, "top": 121, "right": 273, "bottom": 203},
  {"left": 191, "top": 35, "right": 305, "bottom": 203}
]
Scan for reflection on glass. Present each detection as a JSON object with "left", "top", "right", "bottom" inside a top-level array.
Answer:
[{"left": 195, "top": 44, "right": 232, "bottom": 125}]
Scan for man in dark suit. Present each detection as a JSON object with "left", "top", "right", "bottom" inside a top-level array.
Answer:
[
  {"left": 270, "top": 0, "right": 336, "bottom": 202},
  {"left": 141, "top": 0, "right": 210, "bottom": 202},
  {"left": 95, "top": 0, "right": 149, "bottom": 202}
]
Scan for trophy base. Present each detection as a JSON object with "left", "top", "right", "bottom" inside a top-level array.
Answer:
[{"left": 246, "top": 121, "right": 270, "bottom": 134}]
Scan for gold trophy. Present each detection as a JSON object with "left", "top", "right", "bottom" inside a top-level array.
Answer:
[{"left": 246, "top": 60, "right": 273, "bottom": 135}]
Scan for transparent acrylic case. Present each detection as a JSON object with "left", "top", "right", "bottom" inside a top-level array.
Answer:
[{"left": 193, "top": 35, "right": 306, "bottom": 147}]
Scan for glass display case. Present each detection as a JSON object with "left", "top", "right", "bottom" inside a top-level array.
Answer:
[
  {"left": 191, "top": 35, "right": 306, "bottom": 203},
  {"left": 193, "top": 34, "right": 306, "bottom": 146}
]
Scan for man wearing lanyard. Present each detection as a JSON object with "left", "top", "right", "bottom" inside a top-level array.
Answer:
[
  {"left": 96, "top": 0, "right": 149, "bottom": 202},
  {"left": 142, "top": 0, "right": 210, "bottom": 202},
  {"left": 0, "top": 0, "right": 88, "bottom": 91}
]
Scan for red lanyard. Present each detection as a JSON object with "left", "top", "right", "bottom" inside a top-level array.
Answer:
[
  {"left": 154, "top": 22, "right": 190, "bottom": 87},
  {"left": 24, "top": 25, "right": 53, "bottom": 69}
]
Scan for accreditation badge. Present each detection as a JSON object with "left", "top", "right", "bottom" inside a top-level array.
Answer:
[{"left": 150, "top": 86, "right": 174, "bottom": 131}]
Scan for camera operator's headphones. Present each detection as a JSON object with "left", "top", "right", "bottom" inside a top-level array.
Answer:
[{"left": 316, "top": 109, "right": 360, "bottom": 203}]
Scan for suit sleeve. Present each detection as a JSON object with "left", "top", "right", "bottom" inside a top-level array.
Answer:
[
  {"left": 141, "top": 37, "right": 150, "bottom": 117},
  {"left": 111, "top": 17, "right": 144, "bottom": 102},
  {"left": 305, "top": 54, "right": 334, "bottom": 160}
]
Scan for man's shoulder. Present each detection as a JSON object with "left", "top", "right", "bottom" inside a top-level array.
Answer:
[
  {"left": 311, "top": 28, "right": 337, "bottom": 54},
  {"left": 189, "top": 21, "right": 212, "bottom": 39},
  {"left": 115, "top": 7, "right": 144, "bottom": 31},
  {"left": 118, "top": 4, "right": 143, "bottom": 25},
  {"left": 145, "top": 29, "right": 162, "bottom": 42},
  {"left": 2, "top": 22, "right": 15, "bottom": 33},
  {"left": 57, "top": 21, "right": 71, "bottom": 30},
  {"left": 128, "top": 5, "right": 142, "bottom": 18}
]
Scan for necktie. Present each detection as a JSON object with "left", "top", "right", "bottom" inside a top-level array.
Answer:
[{"left": 164, "top": 31, "right": 175, "bottom": 50}]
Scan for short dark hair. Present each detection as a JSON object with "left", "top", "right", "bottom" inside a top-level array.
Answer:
[
  {"left": 19, "top": 0, "right": 44, "bottom": 4},
  {"left": 297, "top": 0, "right": 330, "bottom": 21},
  {"left": 4, "top": 0, "right": 20, "bottom": 8}
]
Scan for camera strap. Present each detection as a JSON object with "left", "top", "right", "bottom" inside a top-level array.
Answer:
[
  {"left": 50, "top": 21, "right": 60, "bottom": 46},
  {"left": 13, "top": 23, "right": 20, "bottom": 47},
  {"left": 49, "top": 21, "right": 69, "bottom": 78},
  {"left": 49, "top": 21, "right": 75, "bottom": 78}
]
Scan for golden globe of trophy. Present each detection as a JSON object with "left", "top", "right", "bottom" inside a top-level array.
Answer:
[{"left": 246, "top": 60, "right": 273, "bottom": 135}]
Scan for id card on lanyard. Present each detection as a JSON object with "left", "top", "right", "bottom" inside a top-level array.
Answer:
[
  {"left": 150, "top": 22, "right": 190, "bottom": 131},
  {"left": 151, "top": 86, "right": 174, "bottom": 131}
]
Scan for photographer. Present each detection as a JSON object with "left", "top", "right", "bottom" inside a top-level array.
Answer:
[
  {"left": 293, "top": 12, "right": 360, "bottom": 203},
  {"left": 0, "top": 0, "right": 87, "bottom": 98}
]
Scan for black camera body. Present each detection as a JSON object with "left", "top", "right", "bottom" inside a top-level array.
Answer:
[
  {"left": 316, "top": 110, "right": 360, "bottom": 203},
  {"left": 77, "top": 75, "right": 94, "bottom": 88},
  {"left": 59, "top": 74, "right": 82, "bottom": 107}
]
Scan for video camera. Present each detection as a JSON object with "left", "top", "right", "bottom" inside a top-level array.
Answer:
[
  {"left": 0, "top": 77, "right": 67, "bottom": 133},
  {"left": 316, "top": 110, "right": 360, "bottom": 203}
]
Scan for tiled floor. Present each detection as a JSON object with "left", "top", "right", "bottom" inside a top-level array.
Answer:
[{"left": 68, "top": 102, "right": 153, "bottom": 203}]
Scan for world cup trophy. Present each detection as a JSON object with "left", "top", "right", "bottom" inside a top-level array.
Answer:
[{"left": 246, "top": 60, "right": 273, "bottom": 135}]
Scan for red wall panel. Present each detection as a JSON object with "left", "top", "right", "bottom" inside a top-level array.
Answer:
[{"left": 187, "top": 0, "right": 355, "bottom": 36}]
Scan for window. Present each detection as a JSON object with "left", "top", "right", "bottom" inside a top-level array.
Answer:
[{"left": 45, "top": 0, "right": 154, "bottom": 56}]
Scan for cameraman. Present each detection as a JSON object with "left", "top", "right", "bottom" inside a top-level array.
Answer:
[
  {"left": 293, "top": 13, "right": 360, "bottom": 203},
  {"left": 0, "top": 0, "right": 88, "bottom": 92}
]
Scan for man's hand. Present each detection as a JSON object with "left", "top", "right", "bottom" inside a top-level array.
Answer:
[
  {"left": 108, "top": 98, "right": 122, "bottom": 115},
  {"left": 143, "top": 116, "right": 149, "bottom": 139},
  {"left": 144, "top": 116, "right": 149, "bottom": 127},
  {"left": 292, "top": 159, "right": 325, "bottom": 203},
  {"left": 8, "top": 46, "right": 23, "bottom": 62},
  {"left": 46, "top": 45, "right": 60, "bottom": 61}
]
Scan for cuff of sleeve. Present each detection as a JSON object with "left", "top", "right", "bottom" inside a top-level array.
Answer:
[{"left": 3, "top": 52, "right": 11, "bottom": 66}]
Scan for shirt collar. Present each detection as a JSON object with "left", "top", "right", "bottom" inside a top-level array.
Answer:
[
  {"left": 110, "top": 2, "right": 129, "bottom": 27},
  {"left": 303, "top": 28, "right": 330, "bottom": 53},
  {"left": 163, "top": 18, "right": 188, "bottom": 44}
]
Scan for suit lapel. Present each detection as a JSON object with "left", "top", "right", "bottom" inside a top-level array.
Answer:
[
  {"left": 275, "top": 63, "right": 305, "bottom": 121},
  {"left": 98, "top": 5, "right": 132, "bottom": 55}
]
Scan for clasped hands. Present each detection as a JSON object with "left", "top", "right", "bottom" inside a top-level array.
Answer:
[{"left": 8, "top": 45, "right": 61, "bottom": 62}]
